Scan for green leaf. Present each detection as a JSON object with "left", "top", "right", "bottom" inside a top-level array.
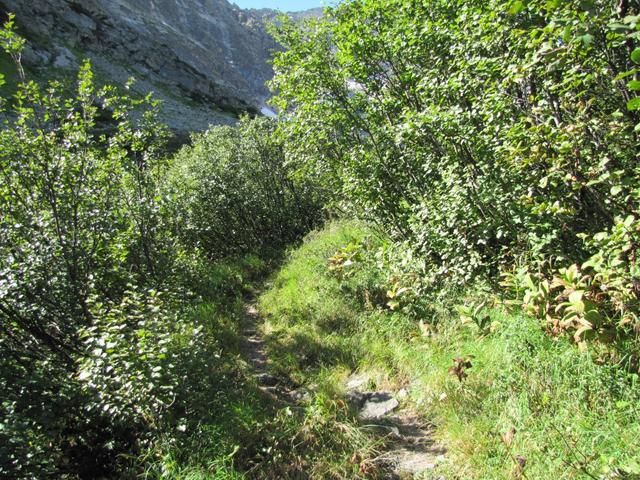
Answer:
[
  {"left": 569, "top": 290, "right": 584, "bottom": 304},
  {"left": 578, "top": 34, "right": 593, "bottom": 47},
  {"left": 546, "top": 0, "right": 560, "bottom": 10},
  {"left": 628, "top": 80, "right": 640, "bottom": 91},
  {"left": 509, "top": 0, "right": 525, "bottom": 14},
  {"left": 609, "top": 22, "right": 632, "bottom": 33},
  {"left": 584, "top": 308, "right": 601, "bottom": 324},
  {"left": 614, "top": 69, "right": 638, "bottom": 81},
  {"left": 624, "top": 215, "right": 635, "bottom": 227},
  {"left": 573, "top": 324, "right": 592, "bottom": 342},
  {"left": 627, "top": 97, "right": 640, "bottom": 111},
  {"left": 632, "top": 48, "right": 640, "bottom": 64},
  {"left": 610, "top": 185, "right": 623, "bottom": 196}
]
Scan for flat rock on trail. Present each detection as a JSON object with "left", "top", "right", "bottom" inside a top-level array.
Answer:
[{"left": 346, "top": 373, "right": 446, "bottom": 478}]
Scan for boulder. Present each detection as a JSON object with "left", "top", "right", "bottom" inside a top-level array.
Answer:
[
  {"left": 22, "top": 46, "right": 52, "bottom": 67},
  {"left": 52, "top": 46, "right": 78, "bottom": 69}
]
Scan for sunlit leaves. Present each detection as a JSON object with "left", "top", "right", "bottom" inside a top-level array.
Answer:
[
  {"left": 270, "top": 0, "right": 640, "bottom": 335},
  {"left": 165, "top": 116, "right": 322, "bottom": 259},
  {"left": 627, "top": 97, "right": 640, "bottom": 110},
  {"left": 0, "top": 14, "right": 26, "bottom": 57},
  {"left": 0, "top": 18, "right": 170, "bottom": 477}
]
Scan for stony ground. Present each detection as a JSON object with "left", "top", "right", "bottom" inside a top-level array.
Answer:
[{"left": 241, "top": 299, "right": 446, "bottom": 479}]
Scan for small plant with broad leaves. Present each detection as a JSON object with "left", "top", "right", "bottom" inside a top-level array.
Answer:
[
  {"left": 502, "top": 216, "right": 640, "bottom": 348},
  {"left": 456, "top": 301, "right": 494, "bottom": 336},
  {"left": 328, "top": 241, "right": 365, "bottom": 279}
]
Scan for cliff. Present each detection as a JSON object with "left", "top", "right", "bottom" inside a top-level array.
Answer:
[{"left": 0, "top": 0, "right": 319, "bottom": 134}]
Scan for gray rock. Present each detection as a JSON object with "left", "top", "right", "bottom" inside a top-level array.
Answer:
[
  {"left": 346, "top": 372, "right": 370, "bottom": 391},
  {"left": 346, "top": 390, "right": 368, "bottom": 409},
  {"left": 359, "top": 392, "right": 399, "bottom": 420},
  {"left": 289, "top": 388, "right": 311, "bottom": 402},
  {"left": 260, "top": 386, "right": 280, "bottom": 395},
  {"left": 392, "top": 449, "right": 437, "bottom": 475},
  {"left": 22, "top": 46, "right": 52, "bottom": 67},
  {"left": 62, "top": 10, "right": 96, "bottom": 36},
  {"left": 52, "top": 46, "right": 78, "bottom": 69}
]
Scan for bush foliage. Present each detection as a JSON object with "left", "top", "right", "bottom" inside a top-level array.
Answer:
[
  {"left": 166, "top": 117, "right": 323, "bottom": 259},
  {"left": 270, "top": 0, "right": 640, "bottom": 344},
  {"left": 2, "top": 0, "right": 640, "bottom": 476},
  {"left": 0, "top": 18, "right": 320, "bottom": 478}
]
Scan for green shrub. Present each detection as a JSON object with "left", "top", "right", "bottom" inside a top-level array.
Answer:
[
  {"left": 270, "top": 0, "right": 640, "bottom": 342},
  {"left": 165, "top": 116, "right": 323, "bottom": 259},
  {"left": 501, "top": 214, "right": 640, "bottom": 353},
  {"left": 0, "top": 18, "right": 172, "bottom": 477}
]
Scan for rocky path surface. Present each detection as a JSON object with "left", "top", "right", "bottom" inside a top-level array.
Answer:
[
  {"left": 241, "top": 302, "right": 280, "bottom": 394},
  {"left": 346, "top": 374, "right": 446, "bottom": 479},
  {"left": 241, "top": 299, "right": 446, "bottom": 479},
  {"left": 241, "top": 301, "right": 310, "bottom": 403}
]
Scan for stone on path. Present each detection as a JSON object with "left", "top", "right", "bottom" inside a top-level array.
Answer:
[
  {"left": 346, "top": 373, "right": 370, "bottom": 391},
  {"left": 255, "top": 372, "right": 279, "bottom": 387},
  {"left": 345, "top": 371, "right": 446, "bottom": 478},
  {"left": 359, "top": 392, "right": 399, "bottom": 420},
  {"left": 289, "top": 388, "right": 311, "bottom": 402},
  {"left": 392, "top": 450, "right": 437, "bottom": 474}
]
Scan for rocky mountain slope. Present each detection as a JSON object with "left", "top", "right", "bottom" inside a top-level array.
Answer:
[{"left": 0, "top": 0, "right": 319, "bottom": 134}]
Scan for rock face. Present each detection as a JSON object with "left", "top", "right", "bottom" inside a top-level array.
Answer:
[{"left": 0, "top": 0, "right": 318, "bottom": 133}]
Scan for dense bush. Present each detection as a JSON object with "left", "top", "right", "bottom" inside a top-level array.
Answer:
[
  {"left": 165, "top": 117, "right": 324, "bottom": 259},
  {"left": 270, "top": 0, "right": 640, "bottom": 343},
  {"left": 0, "top": 18, "right": 322, "bottom": 478},
  {"left": 0, "top": 16, "right": 175, "bottom": 476}
]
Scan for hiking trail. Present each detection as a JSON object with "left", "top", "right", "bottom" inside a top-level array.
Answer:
[{"left": 241, "top": 298, "right": 446, "bottom": 479}]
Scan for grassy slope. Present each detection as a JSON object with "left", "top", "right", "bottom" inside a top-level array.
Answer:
[
  {"left": 259, "top": 221, "right": 640, "bottom": 479},
  {"left": 146, "top": 252, "right": 380, "bottom": 480}
]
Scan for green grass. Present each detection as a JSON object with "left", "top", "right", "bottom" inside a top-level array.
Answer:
[
  {"left": 134, "top": 223, "right": 640, "bottom": 478},
  {"left": 258, "top": 220, "right": 640, "bottom": 479},
  {"left": 141, "top": 249, "right": 382, "bottom": 479}
]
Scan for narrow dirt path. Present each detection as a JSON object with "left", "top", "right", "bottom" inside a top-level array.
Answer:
[
  {"left": 241, "top": 300, "right": 309, "bottom": 403},
  {"left": 241, "top": 301, "right": 280, "bottom": 395},
  {"left": 346, "top": 374, "right": 447, "bottom": 479},
  {"left": 241, "top": 298, "right": 446, "bottom": 479}
]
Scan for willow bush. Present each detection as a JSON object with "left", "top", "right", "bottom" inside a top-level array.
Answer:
[
  {"left": 270, "top": 0, "right": 640, "bottom": 344},
  {"left": 165, "top": 116, "right": 324, "bottom": 259},
  {"left": 0, "top": 17, "right": 323, "bottom": 477}
]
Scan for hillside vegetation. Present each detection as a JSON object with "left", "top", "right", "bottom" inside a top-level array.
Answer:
[
  {"left": 260, "top": 221, "right": 640, "bottom": 478},
  {"left": 1, "top": 0, "right": 639, "bottom": 478}
]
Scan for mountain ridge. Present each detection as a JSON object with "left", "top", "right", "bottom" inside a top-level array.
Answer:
[{"left": 0, "top": 0, "right": 320, "bottom": 135}]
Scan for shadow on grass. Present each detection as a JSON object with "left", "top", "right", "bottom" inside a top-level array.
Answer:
[{"left": 264, "top": 328, "right": 360, "bottom": 384}]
